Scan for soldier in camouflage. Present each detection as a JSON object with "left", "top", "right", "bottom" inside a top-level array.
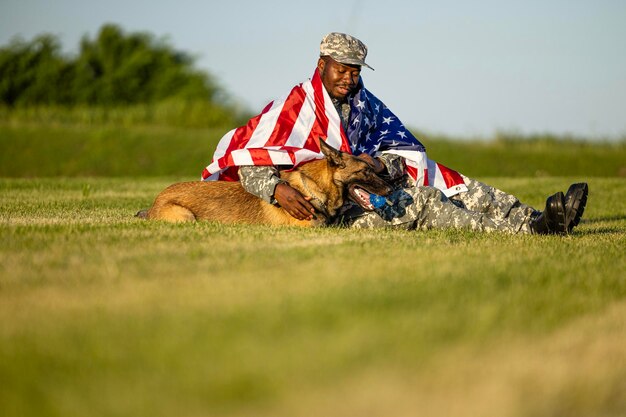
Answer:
[
  {"left": 240, "top": 158, "right": 536, "bottom": 233},
  {"left": 236, "top": 32, "right": 588, "bottom": 235}
]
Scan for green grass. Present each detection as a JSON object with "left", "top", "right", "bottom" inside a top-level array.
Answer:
[
  {"left": 1, "top": 176, "right": 625, "bottom": 417},
  {"left": 426, "top": 135, "right": 626, "bottom": 177},
  {"left": 0, "top": 100, "right": 249, "bottom": 129},
  {"left": 0, "top": 124, "right": 224, "bottom": 177},
  {"left": 2, "top": 123, "right": 625, "bottom": 177}
]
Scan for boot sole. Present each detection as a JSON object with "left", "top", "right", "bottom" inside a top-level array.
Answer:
[{"left": 565, "top": 183, "right": 588, "bottom": 232}]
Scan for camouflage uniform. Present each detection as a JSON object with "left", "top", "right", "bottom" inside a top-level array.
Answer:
[
  {"left": 239, "top": 165, "right": 285, "bottom": 205},
  {"left": 238, "top": 159, "right": 538, "bottom": 234},
  {"left": 335, "top": 175, "right": 537, "bottom": 233},
  {"left": 320, "top": 32, "right": 374, "bottom": 70},
  {"left": 235, "top": 33, "right": 539, "bottom": 234}
]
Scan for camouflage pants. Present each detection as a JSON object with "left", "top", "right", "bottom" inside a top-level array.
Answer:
[{"left": 338, "top": 176, "right": 538, "bottom": 234}]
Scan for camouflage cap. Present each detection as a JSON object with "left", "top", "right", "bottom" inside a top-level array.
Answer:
[{"left": 320, "top": 32, "right": 374, "bottom": 70}]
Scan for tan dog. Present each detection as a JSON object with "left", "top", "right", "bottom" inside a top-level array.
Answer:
[{"left": 137, "top": 140, "right": 392, "bottom": 226}]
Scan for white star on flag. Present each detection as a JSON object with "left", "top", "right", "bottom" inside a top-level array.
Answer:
[{"left": 382, "top": 116, "right": 394, "bottom": 125}]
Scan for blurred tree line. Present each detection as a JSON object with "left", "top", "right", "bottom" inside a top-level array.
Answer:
[
  {"left": 0, "top": 24, "right": 219, "bottom": 106},
  {"left": 0, "top": 24, "right": 246, "bottom": 127}
]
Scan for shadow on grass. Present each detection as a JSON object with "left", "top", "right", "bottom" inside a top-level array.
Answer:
[
  {"left": 582, "top": 215, "right": 626, "bottom": 224},
  {"left": 574, "top": 227, "right": 625, "bottom": 235}
]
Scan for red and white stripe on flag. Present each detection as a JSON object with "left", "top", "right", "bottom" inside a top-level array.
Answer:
[{"left": 201, "top": 71, "right": 351, "bottom": 181}]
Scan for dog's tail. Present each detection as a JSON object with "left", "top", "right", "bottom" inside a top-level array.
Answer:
[{"left": 135, "top": 209, "right": 149, "bottom": 219}]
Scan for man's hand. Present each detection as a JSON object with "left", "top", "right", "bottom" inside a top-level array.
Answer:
[
  {"left": 357, "top": 153, "right": 384, "bottom": 173},
  {"left": 274, "top": 183, "right": 316, "bottom": 221}
]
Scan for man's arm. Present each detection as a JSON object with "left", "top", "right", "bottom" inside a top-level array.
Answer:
[
  {"left": 377, "top": 153, "right": 406, "bottom": 181},
  {"left": 356, "top": 153, "right": 406, "bottom": 180},
  {"left": 238, "top": 165, "right": 282, "bottom": 204},
  {"left": 238, "top": 166, "right": 316, "bottom": 221}
]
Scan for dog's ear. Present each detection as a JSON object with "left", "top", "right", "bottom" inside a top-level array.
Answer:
[{"left": 319, "top": 139, "right": 345, "bottom": 168}]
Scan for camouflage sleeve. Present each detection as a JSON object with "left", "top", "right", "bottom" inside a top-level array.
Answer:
[
  {"left": 377, "top": 153, "right": 406, "bottom": 180},
  {"left": 238, "top": 166, "right": 282, "bottom": 204}
]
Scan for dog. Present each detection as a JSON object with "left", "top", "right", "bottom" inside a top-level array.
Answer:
[{"left": 136, "top": 140, "right": 392, "bottom": 227}]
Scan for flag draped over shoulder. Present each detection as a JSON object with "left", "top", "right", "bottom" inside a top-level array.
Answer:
[
  {"left": 201, "top": 70, "right": 467, "bottom": 197},
  {"left": 201, "top": 70, "right": 350, "bottom": 181},
  {"left": 344, "top": 78, "right": 467, "bottom": 197}
]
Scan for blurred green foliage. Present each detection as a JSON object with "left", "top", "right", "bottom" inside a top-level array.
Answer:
[
  {"left": 0, "top": 24, "right": 219, "bottom": 106},
  {"left": 0, "top": 24, "right": 251, "bottom": 129}
]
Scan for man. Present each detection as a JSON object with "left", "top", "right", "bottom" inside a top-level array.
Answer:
[{"left": 201, "top": 32, "right": 588, "bottom": 234}]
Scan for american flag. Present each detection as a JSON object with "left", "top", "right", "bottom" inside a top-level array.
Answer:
[{"left": 202, "top": 70, "right": 466, "bottom": 197}]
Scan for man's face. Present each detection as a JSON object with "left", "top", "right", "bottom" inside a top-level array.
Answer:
[{"left": 317, "top": 57, "right": 361, "bottom": 101}]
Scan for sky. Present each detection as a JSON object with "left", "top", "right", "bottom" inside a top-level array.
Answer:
[{"left": 1, "top": 0, "right": 625, "bottom": 139}]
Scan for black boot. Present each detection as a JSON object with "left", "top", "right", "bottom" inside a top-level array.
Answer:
[
  {"left": 530, "top": 192, "right": 567, "bottom": 235},
  {"left": 564, "top": 183, "right": 588, "bottom": 232}
]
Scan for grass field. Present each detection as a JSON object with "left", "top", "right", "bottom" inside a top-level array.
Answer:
[
  {"left": 2, "top": 124, "right": 625, "bottom": 177},
  {"left": 1, "top": 175, "right": 625, "bottom": 417}
]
